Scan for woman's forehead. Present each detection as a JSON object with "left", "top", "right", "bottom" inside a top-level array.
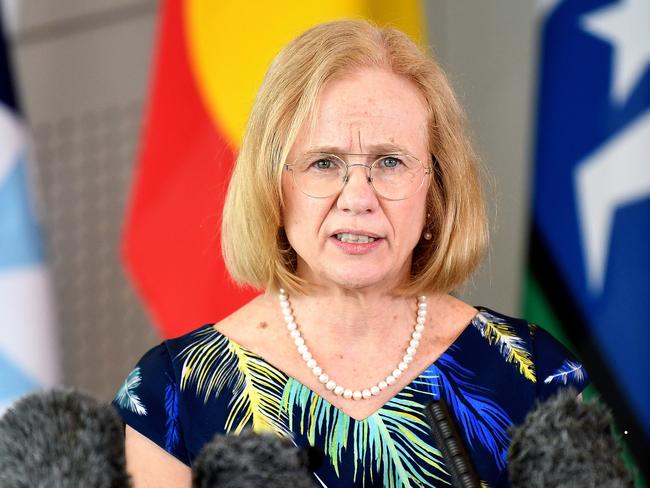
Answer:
[{"left": 292, "top": 68, "right": 429, "bottom": 155}]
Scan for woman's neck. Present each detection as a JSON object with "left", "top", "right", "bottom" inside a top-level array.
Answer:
[{"left": 270, "top": 287, "right": 434, "bottom": 347}]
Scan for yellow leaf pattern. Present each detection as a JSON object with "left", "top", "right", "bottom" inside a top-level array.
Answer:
[
  {"left": 176, "top": 328, "right": 290, "bottom": 437},
  {"left": 473, "top": 310, "right": 536, "bottom": 382}
]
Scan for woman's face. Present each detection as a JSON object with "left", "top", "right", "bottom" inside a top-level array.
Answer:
[{"left": 282, "top": 67, "right": 430, "bottom": 292}]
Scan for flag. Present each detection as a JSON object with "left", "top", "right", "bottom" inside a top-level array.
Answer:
[
  {"left": 525, "top": 0, "right": 650, "bottom": 477},
  {"left": 0, "top": 6, "right": 59, "bottom": 413},
  {"left": 122, "top": 0, "right": 425, "bottom": 338}
]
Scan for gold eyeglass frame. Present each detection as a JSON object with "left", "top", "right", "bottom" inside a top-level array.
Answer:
[{"left": 284, "top": 152, "right": 433, "bottom": 201}]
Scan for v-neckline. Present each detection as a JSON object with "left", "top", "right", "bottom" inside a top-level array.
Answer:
[{"left": 207, "top": 310, "right": 482, "bottom": 422}]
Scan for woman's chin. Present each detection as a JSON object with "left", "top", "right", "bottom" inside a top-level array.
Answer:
[
  {"left": 321, "top": 268, "right": 399, "bottom": 291},
  {"left": 296, "top": 259, "right": 407, "bottom": 292}
]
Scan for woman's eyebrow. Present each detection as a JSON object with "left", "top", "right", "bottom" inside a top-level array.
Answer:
[{"left": 305, "top": 143, "right": 411, "bottom": 154}]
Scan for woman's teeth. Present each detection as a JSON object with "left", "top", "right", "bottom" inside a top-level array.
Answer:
[{"left": 335, "top": 233, "right": 376, "bottom": 243}]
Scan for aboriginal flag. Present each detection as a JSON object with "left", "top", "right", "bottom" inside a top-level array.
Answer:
[{"left": 121, "top": 1, "right": 425, "bottom": 339}]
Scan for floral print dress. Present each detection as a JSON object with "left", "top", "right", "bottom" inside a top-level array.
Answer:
[{"left": 113, "top": 307, "right": 588, "bottom": 487}]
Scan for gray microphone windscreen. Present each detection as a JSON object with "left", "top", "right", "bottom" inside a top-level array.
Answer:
[
  {"left": 508, "top": 388, "right": 633, "bottom": 488},
  {"left": 0, "top": 388, "right": 131, "bottom": 488},
  {"left": 192, "top": 429, "right": 319, "bottom": 488}
]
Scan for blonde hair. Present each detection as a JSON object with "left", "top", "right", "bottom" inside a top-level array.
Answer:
[{"left": 221, "top": 19, "right": 488, "bottom": 296}]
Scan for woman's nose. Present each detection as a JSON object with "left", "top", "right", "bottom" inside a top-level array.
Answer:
[
  {"left": 343, "top": 163, "right": 372, "bottom": 185},
  {"left": 336, "top": 163, "right": 379, "bottom": 213}
]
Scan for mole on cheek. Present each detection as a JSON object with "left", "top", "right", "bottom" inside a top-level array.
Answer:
[{"left": 258, "top": 321, "right": 268, "bottom": 329}]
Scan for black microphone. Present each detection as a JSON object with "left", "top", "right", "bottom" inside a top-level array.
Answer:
[
  {"left": 508, "top": 388, "right": 634, "bottom": 488},
  {"left": 424, "top": 399, "right": 481, "bottom": 488},
  {"left": 0, "top": 388, "right": 131, "bottom": 488},
  {"left": 192, "top": 429, "right": 322, "bottom": 488}
]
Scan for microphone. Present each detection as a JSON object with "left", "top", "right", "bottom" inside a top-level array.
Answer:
[
  {"left": 0, "top": 388, "right": 131, "bottom": 488},
  {"left": 508, "top": 388, "right": 634, "bottom": 488},
  {"left": 424, "top": 399, "right": 481, "bottom": 488},
  {"left": 192, "top": 429, "right": 322, "bottom": 488}
]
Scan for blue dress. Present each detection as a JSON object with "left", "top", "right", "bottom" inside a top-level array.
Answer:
[{"left": 113, "top": 307, "right": 588, "bottom": 487}]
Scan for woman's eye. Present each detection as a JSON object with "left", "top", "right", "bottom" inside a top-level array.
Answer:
[
  {"left": 380, "top": 156, "right": 402, "bottom": 168},
  {"left": 312, "top": 159, "right": 333, "bottom": 170}
]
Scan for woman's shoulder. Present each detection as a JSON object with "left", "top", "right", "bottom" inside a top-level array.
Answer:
[
  {"left": 211, "top": 293, "right": 290, "bottom": 353},
  {"left": 468, "top": 306, "right": 533, "bottom": 353},
  {"left": 472, "top": 305, "right": 566, "bottom": 353},
  {"left": 145, "top": 294, "right": 278, "bottom": 355},
  {"left": 470, "top": 305, "right": 589, "bottom": 397},
  {"left": 119, "top": 294, "right": 287, "bottom": 384}
]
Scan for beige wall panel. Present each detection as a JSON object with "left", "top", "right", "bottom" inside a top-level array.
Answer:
[
  {"left": 425, "top": 0, "right": 537, "bottom": 316},
  {"left": 18, "top": 1, "right": 155, "bottom": 34},
  {"left": 13, "top": 4, "right": 160, "bottom": 401}
]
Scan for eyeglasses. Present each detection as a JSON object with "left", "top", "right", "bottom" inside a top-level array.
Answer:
[{"left": 284, "top": 152, "right": 432, "bottom": 201}]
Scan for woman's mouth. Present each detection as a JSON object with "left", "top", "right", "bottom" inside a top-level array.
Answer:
[
  {"left": 330, "top": 233, "right": 384, "bottom": 254},
  {"left": 335, "top": 233, "right": 377, "bottom": 243}
]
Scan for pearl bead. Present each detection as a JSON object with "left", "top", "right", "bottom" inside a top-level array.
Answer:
[{"left": 280, "top": 290, "right": 425, "bottom": 401}]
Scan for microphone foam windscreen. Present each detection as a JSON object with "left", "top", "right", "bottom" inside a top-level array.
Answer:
[
  {"left": 0, "top": 388, "right": 131, "bottom": 488},
  {"left": 508, "top": 388, "right": 633, "bottom": 488},
  {"left": 192, "top": 429, "right": 318, "bottom": 488}
]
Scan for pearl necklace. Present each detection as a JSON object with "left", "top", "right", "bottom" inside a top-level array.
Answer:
[{"left": 278, "top": 288, "right": 427, "bottom": 401}]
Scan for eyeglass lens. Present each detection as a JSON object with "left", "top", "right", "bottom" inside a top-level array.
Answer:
[{"left": 289, "top": 153, "right": 427, "bottom": 200}]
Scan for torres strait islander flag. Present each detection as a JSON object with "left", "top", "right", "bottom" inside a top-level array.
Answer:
[
  {"left": 525, "top": 0, "right": 650, "bottom": 477},
  {"left": 122, "top": 1, "right": 425, "bottom": 339},
  {"left": 0, "top": 6, "right": 60, "bottom": 413}
]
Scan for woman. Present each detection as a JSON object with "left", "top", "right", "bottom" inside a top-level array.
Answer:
[{"left": 114, "top": 20, "right": 587, "bottom": 487}]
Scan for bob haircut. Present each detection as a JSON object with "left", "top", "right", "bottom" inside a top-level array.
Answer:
[{"left": 221, "top": 19, "right": 488, "bottom": 296}]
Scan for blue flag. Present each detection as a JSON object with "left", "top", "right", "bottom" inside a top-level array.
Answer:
[
  {"left": 0, "top": 5, "right": 59, "bottom": 412},
  {"left": 527, "top": 0, "right": 649, "bottom": 474}
]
